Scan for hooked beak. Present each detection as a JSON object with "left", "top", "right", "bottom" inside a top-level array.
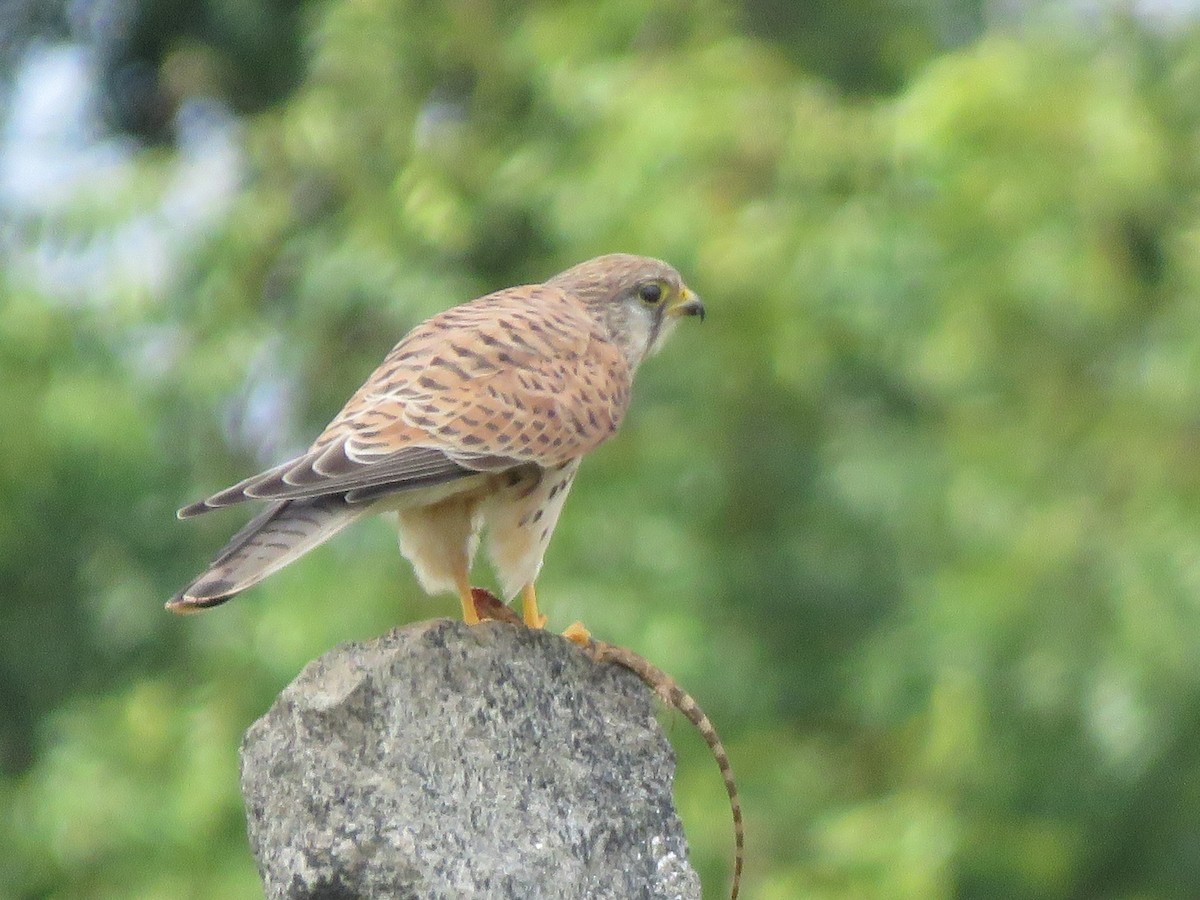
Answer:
[{"left": 667, "top": 286, "right": 705, "bottom": 321}]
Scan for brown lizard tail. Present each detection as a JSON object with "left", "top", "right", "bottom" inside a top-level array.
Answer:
[{"left": 588, "top": 640, "right": 744, "bottom": 900}]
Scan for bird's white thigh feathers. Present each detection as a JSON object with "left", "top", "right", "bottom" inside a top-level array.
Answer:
[
  {"left": 395, "top": 496, "right": 481, "bottom": 595},
  {"left": 481, "top": 462, "right": 579, "bottom": 600}
]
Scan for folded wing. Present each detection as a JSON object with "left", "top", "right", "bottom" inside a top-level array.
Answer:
[{"left": 178, "top": 284, "right": 632, "bottom": 519}]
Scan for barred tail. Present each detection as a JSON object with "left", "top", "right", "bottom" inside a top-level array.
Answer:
[{"left": 167, "top": 497, "right": 363, "bottom": 612}]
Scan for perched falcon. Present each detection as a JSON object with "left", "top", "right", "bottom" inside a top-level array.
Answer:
[{"left": 170, "top": 254, "right": 704, "bottom": 627}]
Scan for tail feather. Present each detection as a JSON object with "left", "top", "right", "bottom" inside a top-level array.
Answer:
[{"left": 167, "top": 497, "right": 364, "bottom": 612}]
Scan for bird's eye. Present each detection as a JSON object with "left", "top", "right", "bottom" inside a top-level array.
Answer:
[{"left": 638, "top": 283, "right": 663, "bottom": 305}]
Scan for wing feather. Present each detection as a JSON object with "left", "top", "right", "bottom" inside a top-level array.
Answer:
[
  {"left": 177, "top": 444, "right": 471, "bottom": 516},
  {"left": 322, "top": 284, "right": 632, "bottom": 467},
  {"left": 177, "top": 284, "right": 631, "bottom": 518}
]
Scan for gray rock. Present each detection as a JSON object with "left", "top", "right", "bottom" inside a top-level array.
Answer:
[{"left": 240, "top": 618, "right": 701, "bottom": 899}]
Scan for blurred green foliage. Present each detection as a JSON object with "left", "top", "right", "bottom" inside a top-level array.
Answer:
[{"left": 6, "top": 1, "right": 1200, "bottom": 898}]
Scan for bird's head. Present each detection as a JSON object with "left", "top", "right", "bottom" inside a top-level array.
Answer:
[{"left": 546, "top": 254, "right": 705, "bottom": 370}]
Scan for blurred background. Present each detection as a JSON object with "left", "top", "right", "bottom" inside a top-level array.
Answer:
[{"left": 4, "top": 0, "right": 1200, "bottom": 897}]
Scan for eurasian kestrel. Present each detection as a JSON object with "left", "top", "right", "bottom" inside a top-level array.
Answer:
[{"left": 169, "top": 254, "right": 704, "bottom": 627}]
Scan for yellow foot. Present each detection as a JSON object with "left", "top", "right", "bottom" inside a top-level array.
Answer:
[
  {"left": 562, "top": 621, "right": 591, "bottom": 647},
  {"left": 522, "top": 583, "right": 548, "bottom": 629}
]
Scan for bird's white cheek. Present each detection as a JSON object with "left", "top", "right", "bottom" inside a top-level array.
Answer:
[
  {"left": 622, "top": 304, "right": 660, "bottom": 359},
  {"left": 647, "top": 315, "right": 680, "bottom": 357}
]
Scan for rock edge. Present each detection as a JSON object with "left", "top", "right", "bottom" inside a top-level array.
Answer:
[{"left": 240, "top": 617, "right": 701, "bottom": 899}]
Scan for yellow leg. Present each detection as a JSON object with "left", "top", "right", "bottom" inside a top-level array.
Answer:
[
  {"left": 522, "top": 583, "right": 548, "bottom": 629},
  {"left": 456, "top": 572, "right": 480, "bottom": 625}
]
